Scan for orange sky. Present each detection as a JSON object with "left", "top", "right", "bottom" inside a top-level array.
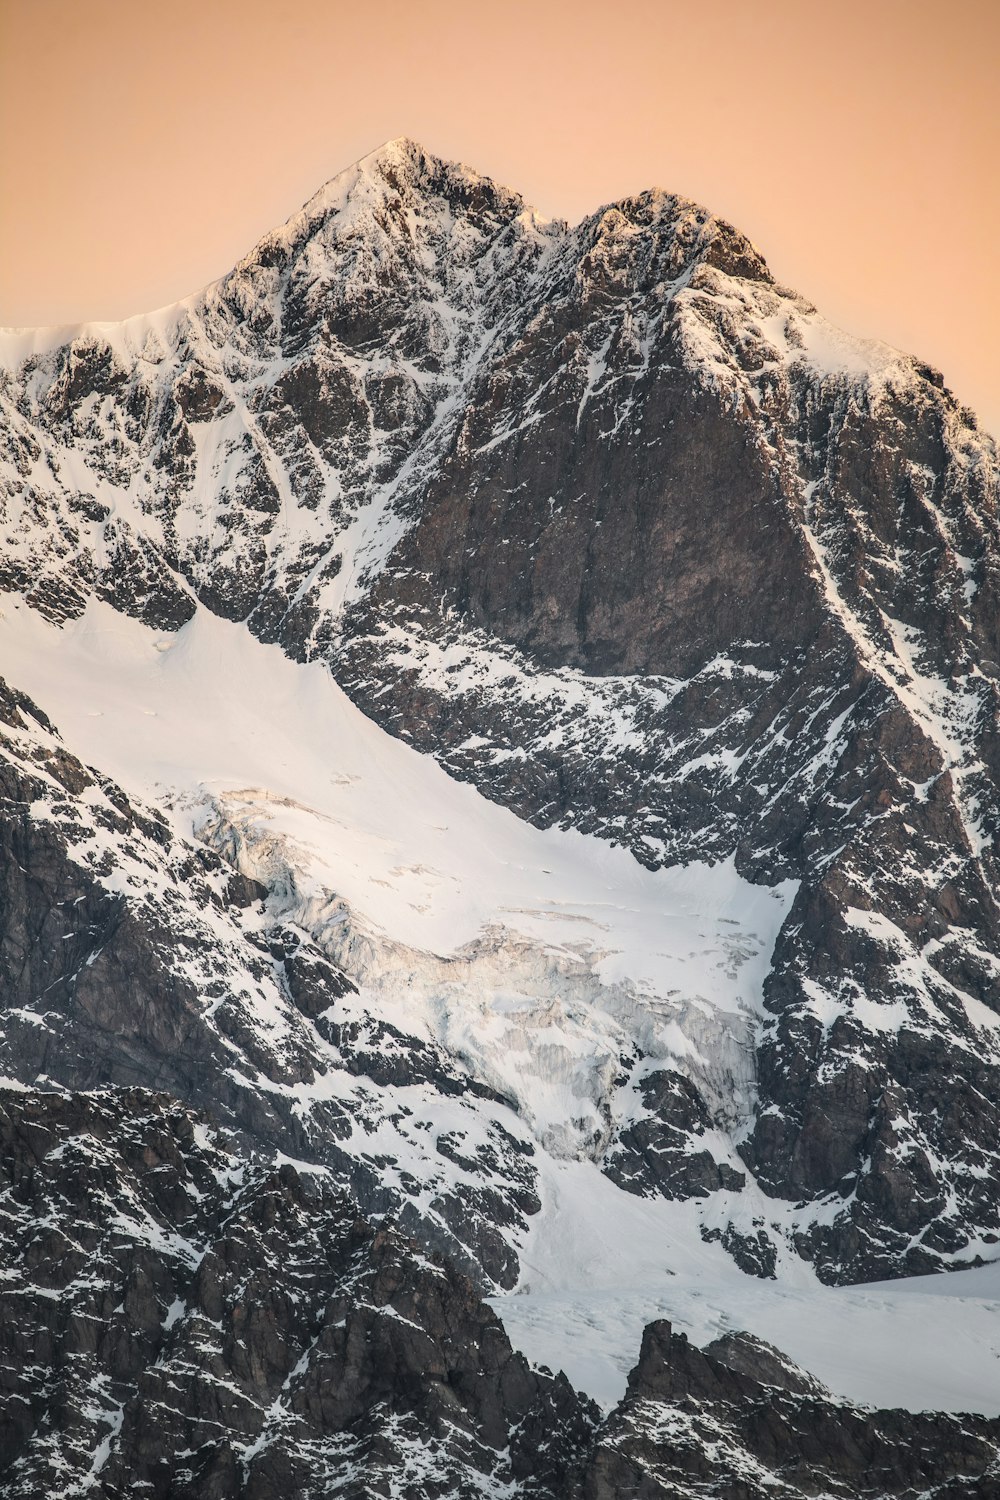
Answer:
[{"left": 2, "top": 0, "right": 997, "bottom": 434}]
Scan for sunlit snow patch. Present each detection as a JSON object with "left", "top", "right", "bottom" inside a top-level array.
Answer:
[
  {"left": 492, "top": 1159, "right": 1000, "bottom": 1417},
  {"left": 0, "top": 597, "right": 793, "bottom": 1159}
]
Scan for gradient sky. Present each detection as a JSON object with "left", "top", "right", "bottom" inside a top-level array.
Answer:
[{"left": 2, "top": 0, "right": 997, "bottom": 434}]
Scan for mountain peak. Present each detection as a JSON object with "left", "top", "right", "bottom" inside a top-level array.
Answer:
[
  {"left": 579, "top": 185, "right": 775, "bottom": 287},
  {"left": 311, "top": 136, "right": 528, "bottom": 225},
  {"left": 227, "top": 137, "right": 538, "bottom": 295},
  {"left": 4, "top": 128, "right": 1000, "bottom": 1500},
  {"left": 356, "top": 134, "right": 434, "bottom": 176}
]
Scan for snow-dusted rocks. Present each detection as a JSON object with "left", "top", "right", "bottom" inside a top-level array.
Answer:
[
  {"left": 0, "top": 1088, "right": 597, "bottom": 1498},
  {"left": 575, "top": 1320, "right": 1000, "bottom": 1499},
  {"left": 0, "top": 139, "right": 559, "bottom": 646},
  {"left": 2, "top": 1088, "right": 999, "bottom": 1496}
]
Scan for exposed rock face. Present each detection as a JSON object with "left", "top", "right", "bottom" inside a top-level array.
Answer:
[
  {"left": 575, "top": 1321, "right": 1000, "bottom": 1499},
  {"left": 0, "top": 1088, "right": 596, "bottom": 1498},
  {"left": 605, "top": 1069, "right": 748, "bottom": 1200},
  {"left": 3, "top": 1095, "right": 998, "bottom": 1497}
]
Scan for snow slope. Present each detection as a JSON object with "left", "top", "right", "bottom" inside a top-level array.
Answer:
[
  {"left": 493, "top": 1157, "right": 1000, "bottom": 1414},
  {"left": 0, "top": 595, "right": 792, "bottom": 1158},
  {"left": 2, "top": 592, "right": 999, "bottom": 1419}
]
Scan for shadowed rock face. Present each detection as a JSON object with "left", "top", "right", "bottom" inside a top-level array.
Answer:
[
  {"left": 0, "top": 1089, "right": 597, "bottom": 1499},
  {"left": 354, "top": 235, "right": 824, "bottom": 681},
  {"left": 574, "top": 1320, "right": 1000, "bottom": 1499},
  {"left": 3, "top": 1090, "right": 999, "bottom": 1499}
]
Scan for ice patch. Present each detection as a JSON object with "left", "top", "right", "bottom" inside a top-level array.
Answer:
[{"left": 0, "top": 597, "right": 794, "bottom": 1159}]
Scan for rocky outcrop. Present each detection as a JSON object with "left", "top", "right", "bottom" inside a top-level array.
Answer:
[
  {"left": 0, "top": 1087, "right": 597, "bottom": 1498},
  {"left": 605, "top": 1068, "right": 747, "bottom": 1200},
  {"left": 575, "top": 1321, "right": 1000, "bottom": 1498}
]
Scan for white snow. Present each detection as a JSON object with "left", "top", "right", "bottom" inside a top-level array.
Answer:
[
  {"left": 0, "top": 595, "right": 792, "bottom": 1158},
  {"left": 2, "top": 592, "right": 998, "bottom": 1419},
  {"left": 492, "top": 1157, "right": 1000, "bottom": 1416}
]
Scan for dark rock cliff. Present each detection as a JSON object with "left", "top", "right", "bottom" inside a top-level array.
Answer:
[
  {"left": 575, "top": 1320, "right": 1000, "bottom": 1499},
  {"left": 2, "top": 1089, "right": 998, "bottom": 1498}
]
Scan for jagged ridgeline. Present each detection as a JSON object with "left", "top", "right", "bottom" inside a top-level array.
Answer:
[{"left": 1, "top": 138, "right": 1000, "bottom": 1496}]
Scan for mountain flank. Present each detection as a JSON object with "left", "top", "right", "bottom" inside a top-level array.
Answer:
[{"left": 1, "top": 138, "right": 999, "bottom": 1494}]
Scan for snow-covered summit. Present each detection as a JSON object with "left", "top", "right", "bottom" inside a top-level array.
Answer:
[
  {"left": 7, "top": 137, "right": 1000, "bottom": 1495},
  {"left": 1, "top": 137, "right": 1000, "bottom": 1317},
  {"left": 268, "top": 135, "right": 542, "bottom": 249}
]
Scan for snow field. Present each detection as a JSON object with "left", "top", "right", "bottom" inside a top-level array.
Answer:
[{"left": 2, "top": 594, "right": 999, "bottom": 1419}]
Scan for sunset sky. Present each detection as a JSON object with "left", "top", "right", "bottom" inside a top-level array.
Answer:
[{"left": 2, "top": 0, "right": 997, "bottom": 434}]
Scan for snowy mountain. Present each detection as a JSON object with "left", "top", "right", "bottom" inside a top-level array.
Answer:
[{"left": 2, "top": 138, "right": 1000, "bottom": 1495}]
